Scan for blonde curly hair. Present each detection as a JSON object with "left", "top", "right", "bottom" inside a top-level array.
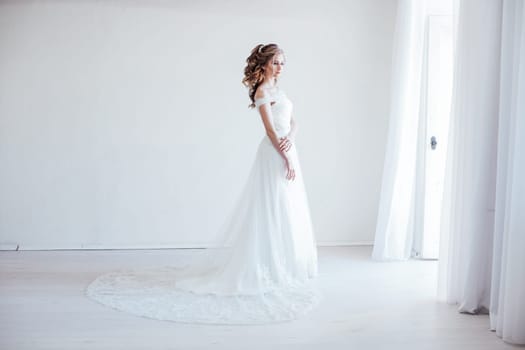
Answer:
[{"left": 242, "top": 43, "right": 284, "bottom": 108}]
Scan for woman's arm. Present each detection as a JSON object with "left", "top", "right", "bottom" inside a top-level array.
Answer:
[
  {"left": 256, "top": 91, "right": 295, "bottom": 180},
  {"left": 278, "top": 115, "right": 297, "bottom": 152},
  {"left": 258, "top": 102, "right": 290, "bottom": 161}
]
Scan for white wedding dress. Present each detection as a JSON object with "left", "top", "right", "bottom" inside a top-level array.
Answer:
[{"left": 85, "top": 88, "right": 320, "bottom": 324}]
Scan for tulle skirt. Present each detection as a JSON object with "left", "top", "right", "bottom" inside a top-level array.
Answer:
[{"left": 85, "top": 136, "right": 320, "bottom": 324}]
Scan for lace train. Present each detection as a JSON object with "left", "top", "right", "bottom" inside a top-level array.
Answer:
[{"left": 85, "top": 265, "right": 321, "bottom": 324}]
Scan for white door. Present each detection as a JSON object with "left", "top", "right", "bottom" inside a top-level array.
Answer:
[{"left": 414, "top": 15, "right": 453, "bottom": 259}]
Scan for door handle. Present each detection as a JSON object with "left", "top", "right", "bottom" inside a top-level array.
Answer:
[{"left": 430, "top": 136, "right": 437, "bottom": 150}]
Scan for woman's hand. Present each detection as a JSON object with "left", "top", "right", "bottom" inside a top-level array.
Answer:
[
  {"left": 279, "top": 137, "right": 293, "bottom": 153},
  {"left": 285, "top": 158, "right": 296, "bottom": 181}
]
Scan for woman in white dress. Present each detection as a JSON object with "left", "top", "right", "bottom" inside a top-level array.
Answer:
[{"left": 86, "top": 43, "right": 320, "bottom": 324}]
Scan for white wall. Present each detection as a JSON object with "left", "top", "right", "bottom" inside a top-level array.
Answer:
[{"left": 0, "top": 0, "right": 397, "bottom": 250}]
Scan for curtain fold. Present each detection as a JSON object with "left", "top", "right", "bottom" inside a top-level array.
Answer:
[
  {"left": 372, "top": 0, "right": 427, "bottom": 260},
  {"left": 438, "top": 0, "right": 525, "bottom": 344},
  {"left": 437, "top": 0, "right": 502, "bottom": 313},
  {"left": 373, "top": 0, "right": 453, "bottom": 261},
  {"left": 489, "top": 0, "right": 525, "bottom": 344}
]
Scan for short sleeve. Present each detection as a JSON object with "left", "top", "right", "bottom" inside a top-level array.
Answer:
[{"left": 254, "top": 96, "right": 270, "bottom": 108}]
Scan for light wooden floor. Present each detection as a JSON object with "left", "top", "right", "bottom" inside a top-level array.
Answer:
[{"left": 0, "top": 246, "right": 518, "bottom": 350}]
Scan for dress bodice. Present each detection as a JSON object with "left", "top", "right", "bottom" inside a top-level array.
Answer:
[{"left": 254, "top": 88, "right": 293, "bottom": 138}]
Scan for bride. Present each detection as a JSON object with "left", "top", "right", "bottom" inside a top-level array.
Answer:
[{"left": 85, "top": 43, "right": 320, "bottom": 324}]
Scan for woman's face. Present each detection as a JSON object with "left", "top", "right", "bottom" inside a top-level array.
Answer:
[{"left": 265, "top": 53, "right": 285, "bottom": 80}]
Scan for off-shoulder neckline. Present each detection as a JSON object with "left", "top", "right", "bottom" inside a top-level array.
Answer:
[
  {"left": 255, "top": 85, "right": 282, "bottom": 99},
  {"left": 254, "top": 87, "right": 285, "bottom": 107}
]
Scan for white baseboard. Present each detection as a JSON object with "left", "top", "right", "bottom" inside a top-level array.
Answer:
[
  {"left": 0, "top": 243, "right": 20, "bottom": 251},
  {"left": 0, "top": 241, "right": 374, "bottom": 251},
  {"left": 317, "top": 240, "right": 373, "bottom": 247}
]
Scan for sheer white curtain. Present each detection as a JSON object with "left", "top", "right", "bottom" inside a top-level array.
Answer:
[
  {"left": 437, "top": 0, "right": 502, "bottom": 313},
  {"left": 438, "top": 0, "right": 525, "bottom": 344},
  {"left": 372, "top": 0, "right": 427, "bottom": 260},
  {"left": 373, "top": 0, "right": 451, "bottom": 260},
  {"left": 490, "top": 0, "right": 525, "bottom": 343}
]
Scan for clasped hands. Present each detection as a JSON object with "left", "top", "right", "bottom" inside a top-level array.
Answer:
[
  {"left": 279, "top": 136, "right": 295, "bottom": 181},
  {"left": 278, "top": 136, "right": 293, "bottom": 153}
]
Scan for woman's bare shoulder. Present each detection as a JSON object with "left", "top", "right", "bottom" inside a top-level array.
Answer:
[{"left": 254, "top": 85, "right": 270, "bottom": 100}]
